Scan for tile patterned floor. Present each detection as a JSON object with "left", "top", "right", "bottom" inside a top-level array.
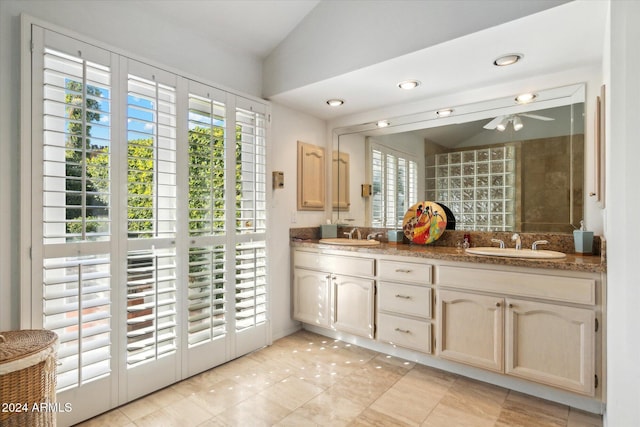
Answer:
[{"left": 76, "top": 330, "right": 603, "bottom": 426}]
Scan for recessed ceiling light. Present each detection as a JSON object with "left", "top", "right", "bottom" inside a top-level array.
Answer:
[
  {"left": 493, "top": 53, "right": 523, "bottom": 67},
  {"left": 397, "top": 80, "right": 421, "bottom": 90},
  {"left": 376, "top": 120, "right": 390, "bottom": 128},
  {"left": 515, "top": 92, "right": 537, "bottom": 104},
  {"left": 326, "top": 99, "right": 344, "bottom": 107},
  {"left": 436, "top": 108, "right": 454, "bottom": 117}
]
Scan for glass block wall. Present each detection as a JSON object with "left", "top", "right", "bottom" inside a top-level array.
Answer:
[{"left": 425, "top": 146, "right": 516, "bottom": 231}]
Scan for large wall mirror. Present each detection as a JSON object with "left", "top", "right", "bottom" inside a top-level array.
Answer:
[{"left": 332, "top": 83, "right": 585, "bottom": 233}]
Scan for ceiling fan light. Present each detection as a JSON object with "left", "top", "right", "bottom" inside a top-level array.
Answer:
[
  {"left": 493, "top": 53, "right": 523, "bottom": 67},
  {"left": 398, "top": 80, "right": 421, "bottom": 90},
  {"left": 326, "top": 98, "right": 345, "bottom": 107},
  {"left": 513, "top": 115, "right": 523, "bottom": 131},
  {"left": 496, "top": 117, "right": 509, "bottom": 131},
  {"left": 515, "top": 93, "right": 537, "bottom": 104}
]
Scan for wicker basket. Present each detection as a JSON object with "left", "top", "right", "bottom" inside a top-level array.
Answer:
[{"left": 0, "top": 330, "right": 58, "bottom": 427}]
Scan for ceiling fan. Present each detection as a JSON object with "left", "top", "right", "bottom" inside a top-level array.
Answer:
[{"left": 483, "top": 113, "right": 554, "bottom": 132}]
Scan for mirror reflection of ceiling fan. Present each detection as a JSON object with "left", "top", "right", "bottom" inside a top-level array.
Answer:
[{"left": 483, "top": 113, "right": 554, "bottom": 132}]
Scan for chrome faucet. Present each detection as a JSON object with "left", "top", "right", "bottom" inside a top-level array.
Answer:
[
  {"left": 491, "top": 238, "right": 505, "bottom": 249},
  {"left": 512, "top": 233, "right": 522, "bottom": 250},
  {"left": 344, "top": 227, "right": 361, "bottom": 240},
  {"left": 532, "top": 240, "right": 549, "bottom": 250},
  {"left": 367, "top": 232, "right": 382, "bottom": 241}
]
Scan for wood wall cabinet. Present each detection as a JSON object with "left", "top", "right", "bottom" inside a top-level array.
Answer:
[
  {"left": 332, "top": 151, "right": 350, "bottom": 211},
  {"left": 297, "top": 141, "right": 325, "bottom": 211}
]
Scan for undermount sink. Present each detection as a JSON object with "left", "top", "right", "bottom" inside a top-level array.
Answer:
[
  {"left": 465, "top": 247, "right": 566, "bottom": 259},
  {"left": 319, "top": 238, "right": 381, "bottom": 246}
]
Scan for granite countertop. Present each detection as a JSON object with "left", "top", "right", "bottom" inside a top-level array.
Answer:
[{"left": 291, "top": 239, "right": 606, "bottom": 274}]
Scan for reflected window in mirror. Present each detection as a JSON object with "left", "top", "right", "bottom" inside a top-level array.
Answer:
[{"left": 368, "top": 140, "right": 419, "bottom": 228}]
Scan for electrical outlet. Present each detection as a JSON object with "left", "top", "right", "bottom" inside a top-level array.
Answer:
[{"left": 290, "top": 211, "right": 297, "bottom": 224}]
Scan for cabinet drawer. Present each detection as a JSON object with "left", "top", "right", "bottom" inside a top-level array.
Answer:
[
  {"left": 378, "top": 282, "right": 432, "bottom": 319},
  {"left": 294, "top": 250, "right": 375, "bottom": 277},
  {"left": 378, "top": 259, "right": 432, "bottom": 284},
  {"left": 438, "top": 265, "right": 596, "bottom": 306},
  {"left": 377, "top": 313, "right": 432, "bottom": 354}
]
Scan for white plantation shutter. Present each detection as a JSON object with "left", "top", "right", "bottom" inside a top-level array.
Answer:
[
  {"left": 37, "top": 35, "right": 115, "bottom": 394},
  {"left": 236, "top": 105, "right": 267, "bottom": 234},
  {"left": 43, "top": 254, "right": 112, "bottom": 390},
  {"left": 27, "top": 23, "right": 269, "bottom": 423},
  {"left": 126, "top": 248, "right": 177, "bottom": 364},
  {"left": 126, "top": 71, "right": 177, "bottom": 238},
  {"left": 235, "top": 241, "right": 267, "bottom": 330},
  {"left": 125, "top": 62, "right": 178, "bottom": 366},
  {"left": 187, "top": 246, "right": 227, "bottom": 345},
  {"left": 186, "top": 84, "right": 229, "bottom": 347},
  {"left": 234, "top": 101, "right": 267, "bottom": 332}
]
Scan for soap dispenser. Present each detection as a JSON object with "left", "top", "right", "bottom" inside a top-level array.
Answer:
[{"left": 573, "top": 220, "right": 594, "bottom": 254}]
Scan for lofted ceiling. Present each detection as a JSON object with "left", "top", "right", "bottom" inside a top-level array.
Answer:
[{"left": 140, "top": 0, "right": 606, "bottom": 121}]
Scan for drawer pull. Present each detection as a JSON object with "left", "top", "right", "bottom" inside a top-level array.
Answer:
[
  {"left": 395, "top": 294, "right": 412, "bottom": 300},
  {"left": 395, "top": 268, "right": 413, "bottom": 273},
  {"left": 395, "top": 327, "right": 411, "bottom": 334}
]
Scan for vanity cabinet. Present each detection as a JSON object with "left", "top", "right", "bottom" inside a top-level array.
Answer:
[
  {"left": 436, "top": 265, "right": 598, "bottom": 396},
  {"left": 333, "top": 274, "right": 375, "bottom": 338},
  {"left": 292, "top": 249, "right": 375, "bottom": 338},
  {"left": 376, "top": 259, "right": 433, "bottom": 353},
  {"left": 436, "top": 289, "right": 503, "bottom": 371},
  {"left": 292, "top": 268, "right": 331, "bottom": 327}
]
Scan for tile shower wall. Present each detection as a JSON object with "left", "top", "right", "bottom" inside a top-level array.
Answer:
[{"left": 426, "top": 146, "right": 516, "bottom": 231}]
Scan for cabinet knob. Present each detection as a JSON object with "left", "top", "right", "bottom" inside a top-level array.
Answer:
[
  {"left": 508, "top": 303, "right": 514, "bottom": 308},
  {"left": 496, "top": 302, "right": 501, "bottom": 307}
]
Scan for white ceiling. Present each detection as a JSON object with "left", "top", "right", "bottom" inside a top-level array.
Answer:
[
  {"left": 266, "top": 0, "right": 607, "bottom": 120},
  {"left": 150, "top": 0, "right": 321, "bottom": 58},
  {"left": 143, "top": 0, "right": 606, "bottom": 121}
]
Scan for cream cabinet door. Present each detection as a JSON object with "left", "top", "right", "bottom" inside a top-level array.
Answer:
[
  {"left": 297, "top": 141, "right": 325, "bottom": 210},
  {"left": 293, "top": 268, "right": 331, "bottom": 327},
  {"left": 332, "top": 274, "right": 375, "bottom": 339},
  {"left": 436, "top": 289, "right": 504, "bottom": 372},
  {"left": 505, "top": 298, "right": 596, "bottom": 395},
  {"left": 332, "top": 150, "right": 350, "bottom": 211}
]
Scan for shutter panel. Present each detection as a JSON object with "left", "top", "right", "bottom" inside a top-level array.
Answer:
[
  {"left": 371, "top": 149, "right": 384, "bottom": 227},
  {"left": 126, "top": 73, "right": 177, "bottom": 238},
  {"left": 43, "top": 255, "right": 112, "bottom": 390},
  {"left": 235, "top": 241, "right": 267, "bottom": 331},
  {"left": 385, "top": 154, "right": 396, "bottom": 228},
  {"left": 235, "top": 106, "right": 267, "bottom": 234},
  {"left": 42, "top": 48, "right": 112, "bottom": 243},
  {"left": 188, "top": 246, "right": 227, "bottom": 345},
  {"left": 125, "top": 64, "right": 178, "bottom": 365},
  {"left": 234, "top": 102, "right": 267, "bottom": 331},
  {"left": 39, "top": 42, "right": 114, "bottom": 393},
  {"left": 188, "top": 93, "right": 226, "bottom": 236}
]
